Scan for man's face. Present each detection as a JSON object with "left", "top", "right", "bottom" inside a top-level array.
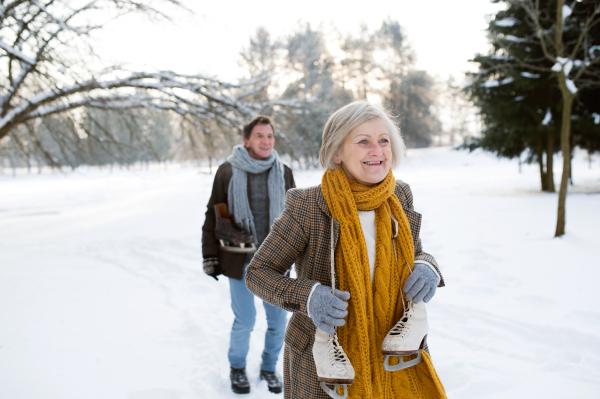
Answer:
[{"left": 244, "top": 123, "right": 274, "bottom": 160}]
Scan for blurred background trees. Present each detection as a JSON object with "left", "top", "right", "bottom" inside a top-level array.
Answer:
[
  {"left": 0, "top": 8, "right": 444, "bottom": 172},
  {"left": 0, "top": 0, "right": 274, "bottom": 172}
]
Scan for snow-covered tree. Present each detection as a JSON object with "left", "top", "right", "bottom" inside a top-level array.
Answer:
[
  {"left": 469, "top": 0, "right": 600, "bottom": 236},
  {"left": 0, "top": 0, "right": 270, "bottom": 167}
]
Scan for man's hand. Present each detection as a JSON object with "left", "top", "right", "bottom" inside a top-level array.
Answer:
[
  {"left": 203, "top": 257, "right": 222, "bottom": 281},
  {"left": 403, "top": 263, "right": 439, "bottom": 304},
  {"left": 307, "top": 285, "right": 350, "bottom": 334}
]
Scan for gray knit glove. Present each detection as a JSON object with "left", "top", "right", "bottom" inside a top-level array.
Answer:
[
  {"left": 307, "top": 285, "right": 350, "bottom": 335},
  {"left": 403, "top": 263, "right": 439, "bottom": 304}
]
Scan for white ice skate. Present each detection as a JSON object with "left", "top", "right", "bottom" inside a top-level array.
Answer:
[
  {"left": 382, "top": 300, "right": 428, "bottom": 372},
  {"left": 314, "top": 327, "right": 355, "bottom": 399}
]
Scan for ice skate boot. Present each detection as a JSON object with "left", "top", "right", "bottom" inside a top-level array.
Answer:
[
  {"left": 382, "top": 300, "right": 428, "bottom": 372},
  {"left": 314, "top": 327, "right": 354, "bottom": 399},
  {"left": 214, "top": 203, "right": 256, "bottom": 253}
]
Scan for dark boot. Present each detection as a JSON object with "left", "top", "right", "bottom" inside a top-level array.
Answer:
[
  {"left": 214, "top": 203, "right": 255, "bottom": 247},
  {"left": 230, "top": 367, "right": 250, "bottom": 394},
  {"left": 260, "top": 370, "right": 282, "bottom": 394}
]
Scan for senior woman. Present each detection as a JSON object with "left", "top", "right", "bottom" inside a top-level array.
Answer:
[{"left": 246, "top": 100, "right": 446, "bottom": 399}]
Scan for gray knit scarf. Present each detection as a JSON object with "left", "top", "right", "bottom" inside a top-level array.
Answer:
[{"left": 227, "top": 145, "right": 286, "bottom": 240}]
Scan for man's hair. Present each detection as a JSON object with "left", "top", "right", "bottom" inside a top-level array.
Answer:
[
  {"left": 243, "top": 115, "right": 275, "bottom": 140},
  {"left": 319, "top": 100, "right": 405, "bottom": 170}
]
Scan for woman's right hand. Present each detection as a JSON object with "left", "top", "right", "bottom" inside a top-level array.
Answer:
[{"left": 307, "top": 285, "right": 350, "bottom": 334}]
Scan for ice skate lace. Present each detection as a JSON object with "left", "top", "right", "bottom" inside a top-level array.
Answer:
[
  {"left": 389, "top": 306, "right": 413, "bottom": 337},
  {"left": 391, "top": 214, "right": 413, "bottom": 312},
  {"left": 327, "top": 333, "right": 351, "bottom": 366},
  {"left": 328, "top": 222, "right": 351, "bottom": 368}
]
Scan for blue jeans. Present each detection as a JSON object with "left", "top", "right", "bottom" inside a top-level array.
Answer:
[{"left": 228, "top": 264, "right": 287, "bottom": 372}]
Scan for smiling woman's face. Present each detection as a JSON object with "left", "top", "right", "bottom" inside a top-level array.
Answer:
[{"left": 334, "top": 117, "right": 392, "bottom": 187}]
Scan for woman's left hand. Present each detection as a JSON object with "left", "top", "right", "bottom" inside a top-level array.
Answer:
[{"left": 403, "top": 263, "right": 439, "bottom": 304}]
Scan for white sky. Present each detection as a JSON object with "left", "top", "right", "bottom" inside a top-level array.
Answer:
[{"left": 93, "top": 0, "right": 504, "bottom": 83}]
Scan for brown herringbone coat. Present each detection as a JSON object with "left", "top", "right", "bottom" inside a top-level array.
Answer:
[
  {"left": 246, "top": 180, "right": 444, "bottom": 398},
  {"left": 201, "top": 161, "right": 295, "bottom": 279}
]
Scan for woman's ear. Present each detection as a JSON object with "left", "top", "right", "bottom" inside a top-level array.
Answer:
[{"left": 333, "top": 155, "right": 341, "bottom": 165}]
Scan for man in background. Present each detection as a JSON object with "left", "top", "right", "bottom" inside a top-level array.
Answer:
[{"left": 201, "top": 116, "right": 295, "bottom": 394}]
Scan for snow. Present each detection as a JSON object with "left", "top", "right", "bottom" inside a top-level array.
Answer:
[
  {"left": 564, "top": 60, "right": 574, "bottom": 76},
  {"left": 494, "top": 18, "right": 517, "bottom": 27},
  {"left": 505, "top": 35, "right": 526, "bottom": 43},
  {"left": 0, "top": 39, "right": 35, "bottom": 65},
  {"left": 592, "top": 113, "right": 600, "bottom": 124},
  {"left": 520, "top": 72, "right": 540, "bottom": 78},
  {"left": 514, "top": 95, "right": 525, "bottom": 101},
  {"left": 566, "top": 78, "right": 578, "bottom": 94},
  {"left": 551, "top": 57, "right": 574, "bottom": 76},
  {"left": 481, "top": 77, "right": 513, "bottom": 88},
  {"left": 541, "top": 108, "right": 552, "bottom": 125},
  {"left": 490, "top": 54, "right": 512, "bottom": 60},
  {"left": 562, "top": 5, "right": 572, "bottom": 23},
  {"left": 1, "top": 148, "right": 600, "bottom": 399}
]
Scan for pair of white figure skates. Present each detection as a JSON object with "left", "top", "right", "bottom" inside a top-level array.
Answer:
[
  {"left": 314, "top": 222, "right": 429, "bottom": 399},
  {"left": 313, "top": 298, "right": 428, "bottom": 399}
]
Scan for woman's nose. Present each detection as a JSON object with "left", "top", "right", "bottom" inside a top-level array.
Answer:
[{"left": 370, "top": 145, "right": 382, "bottom": 157}]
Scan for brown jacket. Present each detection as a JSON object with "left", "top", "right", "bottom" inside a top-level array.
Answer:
[
  {"left": 245, "top": 180, "right": 444, "bottom": 398},
  {"left": 201, "top": 161, "right": 295, "bottom": 280}
]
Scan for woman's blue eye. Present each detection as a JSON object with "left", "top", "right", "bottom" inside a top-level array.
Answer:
[{"left": 359, "top": 140, "right": 369, "bottom": 145}]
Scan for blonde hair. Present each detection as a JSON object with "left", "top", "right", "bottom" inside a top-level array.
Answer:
[{"left": 319, "top": 100, "right": 405, "bottom": 170}]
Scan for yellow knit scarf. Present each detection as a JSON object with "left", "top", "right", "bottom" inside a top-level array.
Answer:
[{"left": 321, "top": 167, "right": 446, "bottom": 399}]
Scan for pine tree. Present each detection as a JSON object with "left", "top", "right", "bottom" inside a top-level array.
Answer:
[{"left": 466, "top": 0, "right": 600, "bottom": 236}]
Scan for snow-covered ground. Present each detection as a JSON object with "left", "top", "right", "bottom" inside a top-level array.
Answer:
[{"left": 1, "top": 147, "right": 599, "bottom": 399}]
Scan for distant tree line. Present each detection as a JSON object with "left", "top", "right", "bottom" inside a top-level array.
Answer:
[
  {"left": 0, "top": 10, "right": 443, "bottom": 172},
  {"left": 239, "top": 21, "right": 442, "bottom": 168},
  {"left": 0, "top": 0, "right": 280, "bottom": 174}
]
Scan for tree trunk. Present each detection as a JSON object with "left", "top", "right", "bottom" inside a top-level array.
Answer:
[
  {"left": 546, "top": 130, "right": 555, "bottom": 192},
  {"left": 555, "top": 94, "right": 574, "bottom": 237},
  {"left": 537, "top": 131, "right": 548, "bottom": 191},
  {"left": 569, "top": 135, "right": 574, "bottom": 186}
]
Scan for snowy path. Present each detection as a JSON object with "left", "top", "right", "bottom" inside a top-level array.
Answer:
[{"left": 1, "top": 148, "right": 599, "bottom": 398}]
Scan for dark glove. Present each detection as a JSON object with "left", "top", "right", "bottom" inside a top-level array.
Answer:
[
  {"left": 307, "top": 285, "right": 350, "bottom": 334},
  {"left": 403, "top": 263, "right": 439, "bottom": 304},
  {"left": 203, "top": 257, "right": 221, "bottom": 281}
]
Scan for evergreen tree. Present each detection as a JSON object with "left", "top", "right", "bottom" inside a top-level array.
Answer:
[
  {"left": 466, "top": 4, "right": 562, "bottom": 191},
  {"left": 466, "top": 0, "right": 600, "bottom": 236}
]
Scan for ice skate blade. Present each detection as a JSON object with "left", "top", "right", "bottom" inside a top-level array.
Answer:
[
  {"left": 320, "top": 381, "right": 350, "bottom": 399},
  {"left": 318, "top": 376, "right": 354, "bottom": 384},
  {"left": 383, "top": 350, "right": 423, "bottom": 372},
  {"left": 219, "top": 240, "right": 256, "bottom": 254},
  {"left": 382, "top": 348, "right": 421, "bottom": 356}
]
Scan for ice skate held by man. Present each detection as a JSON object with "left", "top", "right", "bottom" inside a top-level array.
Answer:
[{"left": 201, "top": 115, "right": 295, "bottom": 394}]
